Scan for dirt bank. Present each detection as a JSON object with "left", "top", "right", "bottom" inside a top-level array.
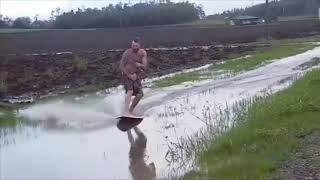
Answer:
[
  {"left": 0, "top": 20, "right": 319, "bottom": 54},
  {"left": 278, "top": 132, "right": 320, "bottom": 180},
  {"left": 0, "top": 44, "right": 258, "bottom": 102}
]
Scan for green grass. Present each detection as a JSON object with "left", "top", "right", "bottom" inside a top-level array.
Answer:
[
  {"left": 264, "top": 35, "right": 320, "bottom": 46},
  {"left": 0, "top": 28, "right": 48, "bottom": 34},
  {"left": 0, "top": 104, "right": 17, "bottom": 127},
  {"left": 73, "top": 55, "right": 88, "bottom": 71},
  {"left": 184, "top": 69, "right": 320, "bottom": 180},
  {"left": 211, "top": 44, "right": 316, "bottom": 72},
  {"left": 278, "top": 15, "right": 318, "bottom": 22},
  {"left": 180, "top": 19, "right": 227, "bottom": 28},
  {"left": 153, "top": 72, "right": 203, "bottom": 88}
]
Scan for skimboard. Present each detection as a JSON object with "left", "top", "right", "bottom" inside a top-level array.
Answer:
[{"left": 116, "top": 116, "right": 144, "bottom": 132}]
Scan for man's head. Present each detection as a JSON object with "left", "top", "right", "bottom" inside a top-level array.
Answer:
[{"left": 131, "top": 37, "right": 141, "bottom": 53}]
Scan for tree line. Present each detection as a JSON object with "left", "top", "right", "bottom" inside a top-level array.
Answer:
[
  {"left": 216, "top": 0, "right": 319, "bottom": 21},
  {"left": 0, "top": 1, "right": 205, "bottom": 29}
]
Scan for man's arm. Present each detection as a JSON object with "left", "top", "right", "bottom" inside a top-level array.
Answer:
[
  {"left": 135, "top": 49, "right": 147, "bottom": 70},
  {"left": 141, "top": 49, "right": 148, "bottom": 69},
  {"left": 120, "top": 50, "right": 129, "bottom": 75}
]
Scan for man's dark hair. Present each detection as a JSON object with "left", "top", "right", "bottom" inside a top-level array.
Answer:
[{"left": 133, "top": 37, "right": 141, "bottom": 44}]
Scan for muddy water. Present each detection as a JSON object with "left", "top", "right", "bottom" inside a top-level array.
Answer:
[{"left": 1, "top": 47, "right": 320, "bottom": 179}]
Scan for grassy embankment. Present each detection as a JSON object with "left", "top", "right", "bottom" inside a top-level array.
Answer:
[{"left": 183, "top": 69, "right": 320, "bottom": 179}]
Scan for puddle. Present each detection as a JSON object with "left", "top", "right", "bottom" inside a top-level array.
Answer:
[{"left": 1, "top": 46, "right": 320, "bottom": 179}]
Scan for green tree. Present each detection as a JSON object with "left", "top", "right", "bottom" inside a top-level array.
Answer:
[
  {"left": 53, "top": 1, "right": 205, "bottom": 29},
  {"left": 12, "top": 17, "right": 31, "bottom": 28},
  {"left": 0, "top": 15, "right": 11, "bottom": 28},
  {"left": 221, "top": 0, "right": 319, "bottom": 19}
]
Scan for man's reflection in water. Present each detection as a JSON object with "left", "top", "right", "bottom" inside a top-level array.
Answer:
[{"left": 127, "top": 127, "right": 156, "bottom": 180}]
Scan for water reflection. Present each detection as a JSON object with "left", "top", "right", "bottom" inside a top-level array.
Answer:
[{"left": 128, "top": 127, "right": 156, "bottom": 180}]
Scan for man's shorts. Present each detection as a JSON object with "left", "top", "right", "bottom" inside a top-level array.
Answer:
[{"left": 122, "top": 75, "right": 143, "bottom": 96}]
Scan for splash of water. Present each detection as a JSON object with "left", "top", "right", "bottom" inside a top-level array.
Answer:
[{"left": 17, "top": 92, "right": 126, "bottom": 130}]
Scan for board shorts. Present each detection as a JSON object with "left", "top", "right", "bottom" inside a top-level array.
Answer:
[{"left": 122, "top": 74, "right": 143, "bottom": 96}]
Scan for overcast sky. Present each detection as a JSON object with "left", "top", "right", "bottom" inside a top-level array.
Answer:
[{"left": 0, "top": 0, "right": 265, "bottom": 20}]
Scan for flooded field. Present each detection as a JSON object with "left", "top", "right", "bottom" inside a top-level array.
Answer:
[{"left": 1, "top": 47, "right": 320, "bottom": 179}]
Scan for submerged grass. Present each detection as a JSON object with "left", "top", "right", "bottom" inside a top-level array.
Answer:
[
  {"left": 184, "top": 69, "right": 320, "bottom": 179},
  {"left": 210, "top": 44, "right": 316, "bottom": 72}
]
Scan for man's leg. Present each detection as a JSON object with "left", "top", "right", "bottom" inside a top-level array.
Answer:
[
  {"left": 124, "top": 90, "right": 133, "bottom": 116},
  {"left": 129, "top": 93, "right": 143, "bottom": 114},
  {"left": 129, "top": 80, "right": 143, "bottom": 115},
  {"left": 123, "top": 76, "right": 134, "bottom": 116}
]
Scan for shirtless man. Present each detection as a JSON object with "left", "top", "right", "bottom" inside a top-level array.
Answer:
[{"left": 120, "top": 38, "right": 147, "bottom": 117}]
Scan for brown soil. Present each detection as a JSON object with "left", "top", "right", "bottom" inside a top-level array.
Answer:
[
  {"left": 0, "top": 44, "right": 259, "bottom": 101},
  {"left": 0, "top": 20, "right": 319, "bottom": 55}
]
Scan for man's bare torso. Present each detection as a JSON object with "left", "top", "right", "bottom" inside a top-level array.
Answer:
[{"left": 122, "top": 49, "right": 146, "bottom": 75}]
